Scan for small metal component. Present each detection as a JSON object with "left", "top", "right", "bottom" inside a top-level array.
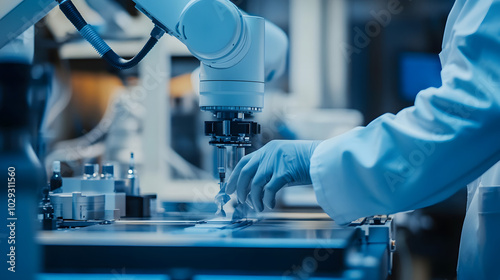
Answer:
[
  {"left": 127, "top": 153, "right": 140, "bottom": 195},
  {"left": 50, "top": 192, "right": 105, "bottom": 221},
  {"left": 215, "top": 147, "right": 230, "bottom": 217},
  {"left": 39, "top": 184, "right": 57, "bottom": 230},
  {"left": 204, "top": 111, "right": 261, "bottom": 146},
  {"left": 83, "top": 163, "right": 98, "bottom": 180},
  {"left": 50, "top": 161, "right": 63, "bottom": 192},
  {"left": 222, "top": 120, "right": 231, "bottom": 136},
  {"left": 205, "top": 112, "right": 259, "bottom": 218},
  {"left": 83, "top": 163, "right": 94, "bottom": 179},
  {"left": 232, "top": 146, "right": 245, "bottom": 169},
  {"left": 217, "top": 146, "right": 226, "bottom": 181},
  {"left": 53, "top": 160, "right": 61, "bottom": 173},
  {"left": 50, "top": 193, "right": 72, "bottom": 219},
  {"left": 205, "top": 119, "right": 261, "bottom": 146},
  {"left": 101, "top": 163, "right": 114, "bottom": 179},
  {"left": 71, "top": 192, "right": 105, "bottom": 220}
]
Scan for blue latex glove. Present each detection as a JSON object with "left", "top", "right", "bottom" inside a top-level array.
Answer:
[{"left": 226, "top": 140, "right": 320, "bottom": 212}]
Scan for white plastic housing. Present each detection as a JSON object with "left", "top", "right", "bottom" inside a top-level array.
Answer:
[{"left": 199, "top": 15, "right": 265, "bottom": 112}]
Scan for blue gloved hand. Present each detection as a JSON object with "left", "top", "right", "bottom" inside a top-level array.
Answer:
[{"left": 226, "top": 140, "right": 321, "bottom": 212}]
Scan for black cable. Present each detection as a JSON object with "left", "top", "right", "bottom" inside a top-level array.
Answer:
[
  {"left": 57, "top": 0, "right": 165, "bottom": 70},
  {"left": 101, "top": 36, "right": 159, "bottom": 70}
]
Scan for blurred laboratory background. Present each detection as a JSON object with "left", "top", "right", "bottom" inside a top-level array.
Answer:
[{"left": 1, "top": 0, "right": 466, "bottom": 280}]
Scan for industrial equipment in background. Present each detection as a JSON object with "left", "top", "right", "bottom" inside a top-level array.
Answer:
[
  {"left": 1, "top": 0, "right": 286, "bottom": 220},
  {"left": 38, "top": 158, "right": 156, "bottom": 230},
  {"left": 49, "top": 0, "right": 287, "bottom": 217}
]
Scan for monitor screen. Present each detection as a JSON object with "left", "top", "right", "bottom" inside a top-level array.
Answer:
[{"left": 399, "top": 52, "right": 442, "bottom": 102}]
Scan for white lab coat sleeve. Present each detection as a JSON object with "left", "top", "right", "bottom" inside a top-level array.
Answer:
[{"left": 310, "top": 0, "right": 500, "bottom": 226}]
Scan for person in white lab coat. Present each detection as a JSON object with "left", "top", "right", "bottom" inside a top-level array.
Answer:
[{"left": 226, "top": 0, "right": 500, "bottom": 278}]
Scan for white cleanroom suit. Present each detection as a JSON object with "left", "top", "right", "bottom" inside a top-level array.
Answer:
[
  {"left": 227, "top": 0, "right": 500, "bottom": 278},
  {"left": 310, "top": 0, "right": 500, "bottom": 278}
]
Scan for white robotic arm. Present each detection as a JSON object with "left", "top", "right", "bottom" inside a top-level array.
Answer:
[
  {"left": 1, "top": 0, "right": 287, "bottom": 141},
  {"left": 1, "top": 0, "right": 289, "bottom": 216},
  {"left": 133, "top": 1, "right": 289, "bottom": 205},
  {"left": 133, "top": 1, "right": 288, "bottom": 217},
  {"left": 134, "top": 0, "right": 287, "bottom": 126},
  {"left": 134, "top": 0, "right": 287, "bottom": 81},
  {"left": 137, "top": 0, "right": 253, "bottom": 68},
  {"left": 138, "top": 0, "right": 268, "bottom": 114}
]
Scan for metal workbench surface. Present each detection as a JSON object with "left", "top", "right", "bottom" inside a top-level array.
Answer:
[{"left": 38, "top": 212, "right": 394, "bottom": 280}]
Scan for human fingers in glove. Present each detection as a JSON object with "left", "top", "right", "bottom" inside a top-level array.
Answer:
[{"left": 226, "top": 140, "right": 320, "bottom": 212}]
